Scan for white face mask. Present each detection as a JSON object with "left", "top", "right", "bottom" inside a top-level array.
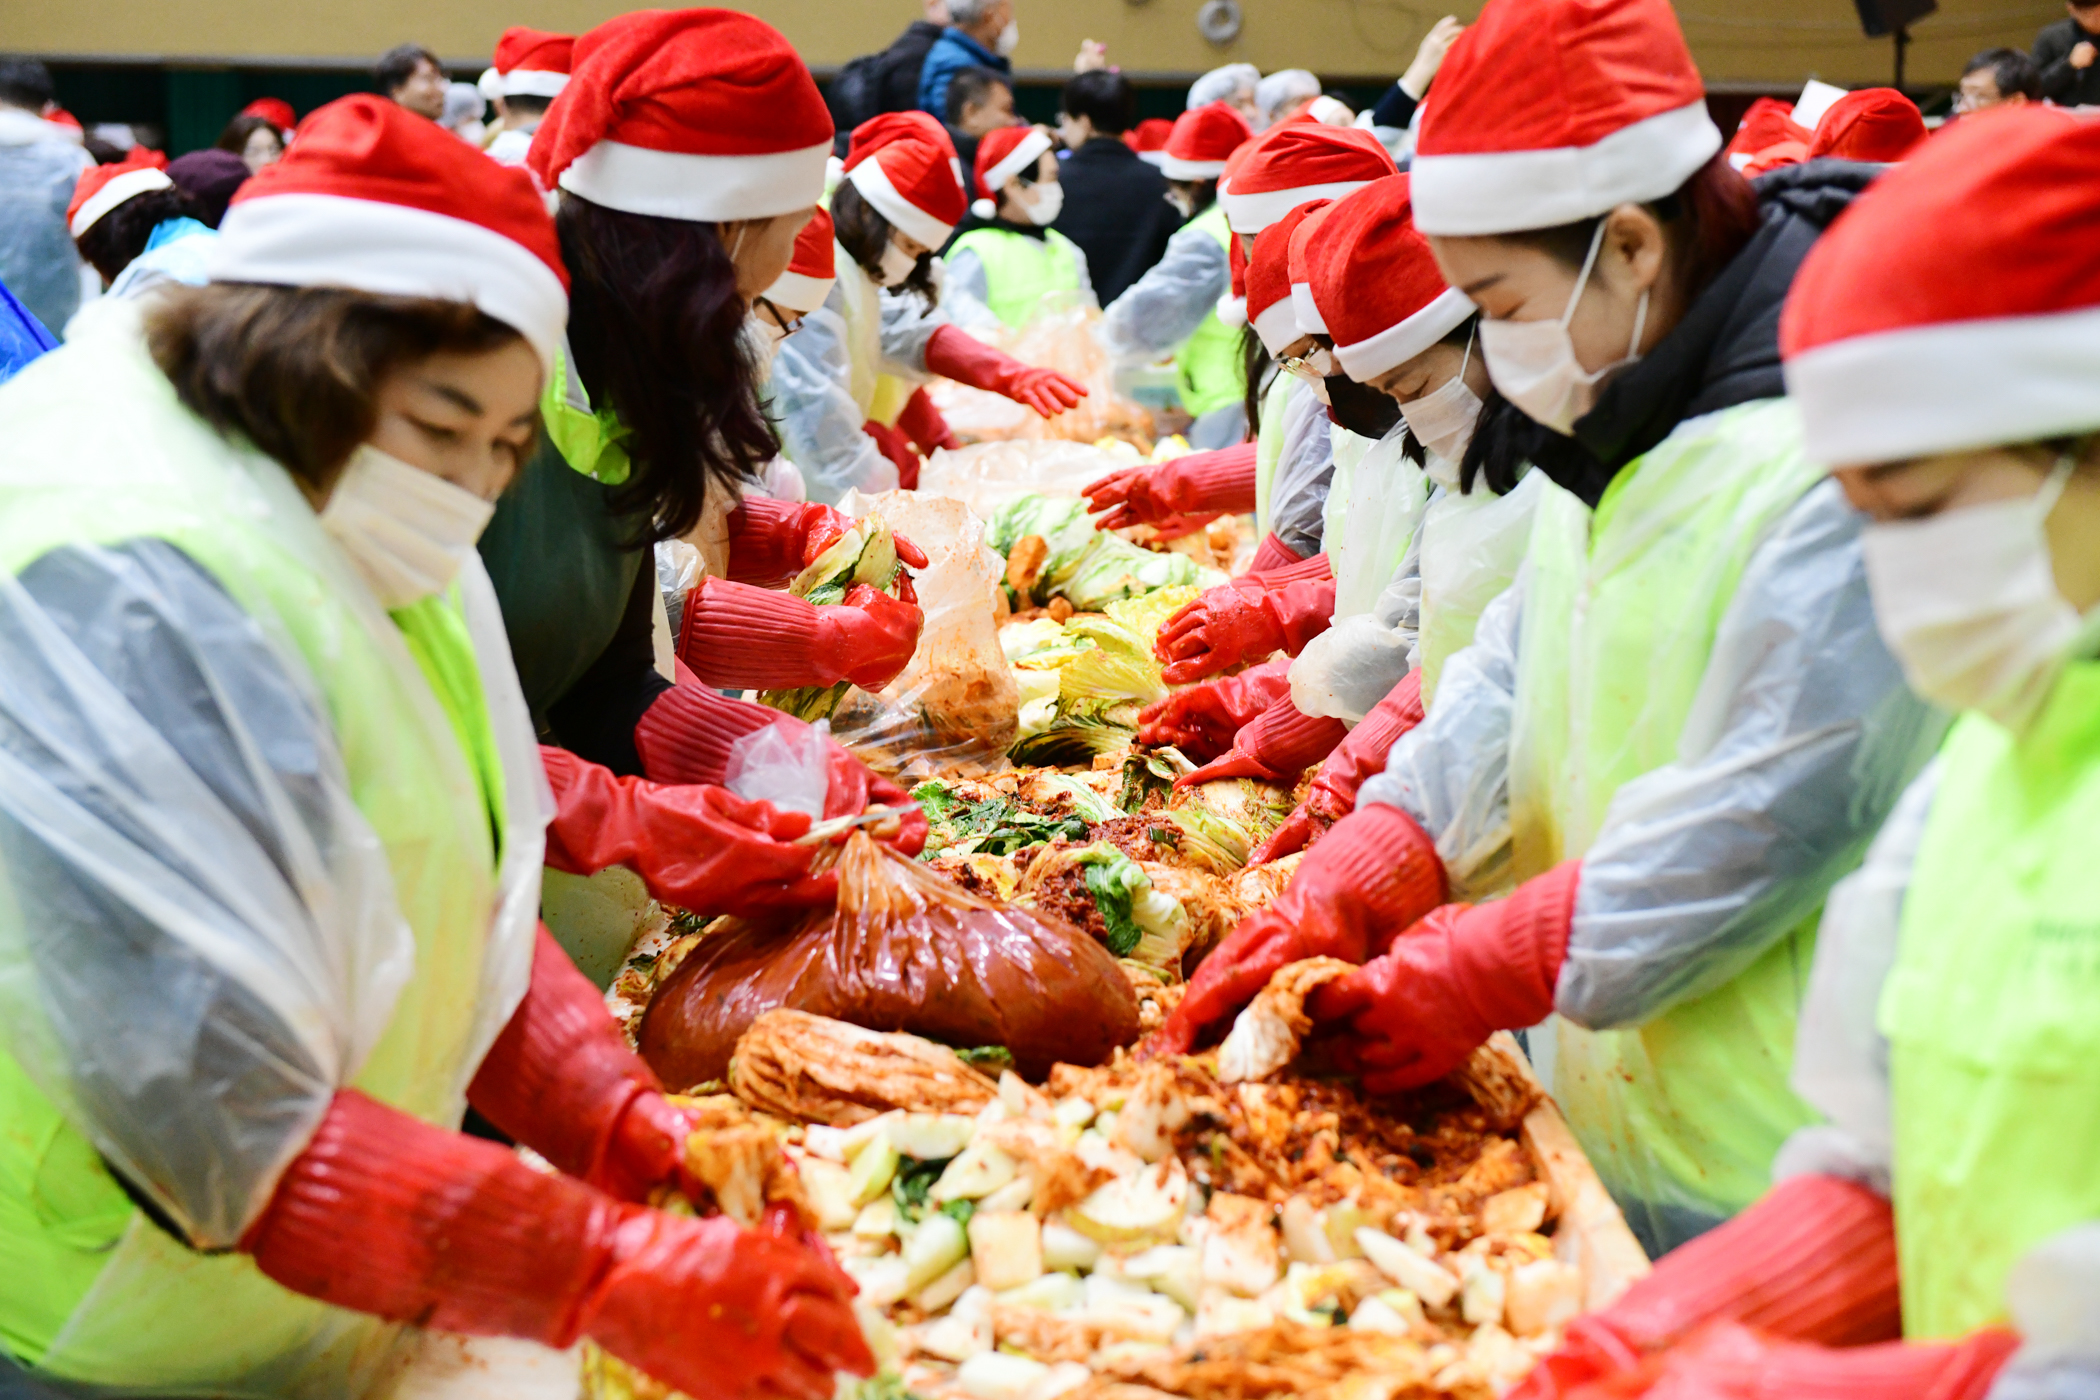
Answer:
[
  {"left": 873, "top": 238, "right": 919, "bottom": 287},
  {"left": 995, "top": 18, "right": 1020, "bottom": 56},
  {"left": 320, "top": 444, "right": 496, "bottom": 610},
  {"left": 1021, "top": 181, "right": 1063, "bottom": 225},
  {"left": 1400, "top": 327, "right": 1483, "bottom": 478},
  {"left": 1478, "top": 219, "right": 1648, "bottom": 436},
  {"left": 1862, "top": 454, "right": 2087, "bottom": 731}
]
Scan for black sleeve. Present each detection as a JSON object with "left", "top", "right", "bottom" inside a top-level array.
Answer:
[
  {"left": 545, "top": 553, "right": 672, "bottom": 777},
  {"left": 2033, "top": 23, "right": 2081, "bottom": 101},
  {"left": 1371, "top": 82, "right": 1418, "bottom": 129}
]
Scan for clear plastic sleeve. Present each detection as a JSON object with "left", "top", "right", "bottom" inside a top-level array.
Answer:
[{"left": 769, "top": 308, "right": 901, "bottom": 507}]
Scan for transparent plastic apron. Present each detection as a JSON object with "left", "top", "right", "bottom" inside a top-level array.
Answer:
[
  {"left": 1251, "top": 371, "right": 1300, "bottom": 542},
  {"left": 834, "top": 246, "right": 915, "bottom": 429},
  {"left": 1415, "top": 468, "right": 1549, "bottom": 710}
]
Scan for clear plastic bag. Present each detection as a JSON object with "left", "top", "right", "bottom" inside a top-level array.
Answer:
[
  {"left": 918, "top": 438, "right": 1139, "bottom": 519},
  {"left": 925, "top": 308, "right": 1157, "bottom": 448},
  {"left": 724, "top": 718, "right": 833, "bottom": 819}
]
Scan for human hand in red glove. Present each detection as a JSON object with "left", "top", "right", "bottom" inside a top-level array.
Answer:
[
  {"left": 543, "top": 746, "right": 837, "bottom": 915},
  {"left": 925, "top": 323, "right": 1088, "bottom": 418},
  {"left": 1149, "top": 801, "right": 1446, "bottom": 1055},
  {"left": 1507, "top": 1173, "right": 1908, "bottom": 1400},
  {"left": 1309, "top": 859, "right": 1580, "bottom": 1094},
  {"left": 1176, "top": 692, "right": 1346, "bottom": 787},
  {"left": 247, "top": 1092, "right": 873, "bottom": 1400},
  {"left": 724, "top": 498, "right": 930, "bottom": 590},
  {"left": 678, "top": 575, "right": 923, "bottom": 692},
  {"left": 1543, "top": 1320, "right": 2017, "bottom": 1400},
  {"left": 1137, "top": 658, "right": 1292, "bottom": 761},
  {"left": 1156, "top": 559, "right": 1336, "bottom": 684},
  {"left": 896, "top": 385, "right": 960, "bottom": 457},
  {"left": 1252, "top": 671, "right": 1425, "bottom": 863},
  {"left": 1084, "top": 442, "right": 1260, "bottom": 532},
  {"left": 632, "top": 688, "right": 927, "bottom": 857}
]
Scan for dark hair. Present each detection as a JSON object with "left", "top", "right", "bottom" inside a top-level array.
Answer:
[
  {"left": 1239, "top": 324, "right": 1273, "bottom": 444},
  {"left": 216, "top": 114, "right": 283, "bottom": 156},
  {"left": 1060, "top": 70, "right": 1137, "bottom": 136},
  {"left": 502, "top": 92, "right": 554, "bottom": 120},
  {"left": 0, "top": 58, "right": 54, "bottom": 111},
  {"left": 831, "top": 179, "right": 941, "bottom": 304},
  {"left": 145, "top": 283, "right": 523, "bottom": 494},
  {"left": 83, "top": 135, "right": 130, "bottom": 166},
  {"left": 558, "top": 194, "right": 778, "bottom": 546},
  {"left": 946, "top": 66, "right": 1011, "bottom": 125},
  {"left": 1456, "top": 387, "right": 1533, "bottom": 497},
  {"left": 1962, "top": 46, "right": 2040, "bottom": 100},
  {"left": 1168, "top": 177, "right": 1220, "bottom": 219},
  {"left": 375, "top": 44, "right": 442, "bottom": 95},
  {"left": 76, "top": 187, "right": 205, "bottom": 284}
]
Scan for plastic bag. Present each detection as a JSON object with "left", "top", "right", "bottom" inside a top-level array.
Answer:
[
  {"left": 635, "top": 832, "right": 1142, "bottom": 1087},
  {"left": 724, "top": 718, "right": 833, "bottom": 818},
  {"left": 918, "top": 439, "right": 1137, "bottom": 519},
  {"left": 924, "top": 307, "right": 1156, "bottom": 448}
]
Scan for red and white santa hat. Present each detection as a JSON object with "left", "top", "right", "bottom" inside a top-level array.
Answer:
[
  {"left": 1219, "top": 121, "right": 1396, "bottom": 235},
  {"left": 531, "top": 10, "right": 833, "bottom": 224},
  {"left": 1781, "top": 108, "right": 2100, "bottom": 469},
  {"left": 1306, "top": 175, "right": 1474, "bottom": 382},
  {"left": 210, "top": 94, "right": 567, "bottom": 368},
  {"left": 1247, "top": 199, "right": 1329, "bottom": 356},
  {"left": 762, "top": 207, "right": 838, "bottom": 314},
  {"left": 1805, "top": 88, "right": 1925, "bottom": 164},
  {"left": 487, "top": 27, "right": 575, "bottom": 99},
  {"left": 843, "top": 111, "right": 968, "bottom": 249},
  {"left": 1286, "top": 202, "right": 1334, "bottom": 337},
  {"left": 1411, "top": 0, "right": 1722, "bottom": 236},
  {"left": 1127, "top": 117, "right": 1174, "bottom": 167},
  {"left": 68, "top": 149, "right": 174, "bottom": 238},
  {"left": 971, "top": 124, "right": 1054, "bottom": 215},
  {"left": 1159, "top": 102, "right": 1252, "bottom": 182}
]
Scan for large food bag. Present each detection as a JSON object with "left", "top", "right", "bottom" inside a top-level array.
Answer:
[{"left": 636, "top": 833, "right": 1142, "bottom": 1088}]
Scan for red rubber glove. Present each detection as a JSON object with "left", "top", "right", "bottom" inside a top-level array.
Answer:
[
  {"left": 542, "top": 746, "right": 837, "bottom": 915},
  {"left": 1309, "top": 859, "right": 1580, "bottom": 1093},
  {"left": 1149, "top": 801, "right": 1447, "bottom": 1055},
  {"left": 722, "top": 499, "right": 932, "bottom": 590},
  {"left": 1252, "top": 671, "right": 1426, "bottom": 863},
  {"left": 1509, "top": 1174, "right": 1908, "bottom": 1400},
  {"left": 1156, "top": 562, "right": 1337, "bottom": 684},
  {"left": 1247, "top": 531, "right": 1304, "bottom": 572},
  {"left": 896, "top": 385, "right": 961, "bottom": 457},
  {"left": 925, "top": 323, "right": 1089, "bottom": 418},
  {"left": 1084, "top": 442, "right": 1260, "bottom": 531},
  {"left": 468, "top": 926, "right": 695, "bottom": 1203},
  {"left": 1554, "top": 1321, "right": 2017, "bottom": 1400},
  {"left": 1175, "top": 692, "right": 1346, "bottom": 787},
  {"left": 631, "top": 686, "right": 928, "bottom": 856},
  {"left": 678, "top": 575, "right": 923, "bottom": 692},
  {"left": 863, "top": 418, "right": 921, "bottom": 490},
  {"left": 1136, "top": 658, "right": 1292, "bottom": 761},
  {"left": 245, "top": 1091, "right": 873, "bottom": 1400}
]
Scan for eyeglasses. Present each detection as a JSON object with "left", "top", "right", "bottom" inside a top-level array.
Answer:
[
  {"left": 1277, "top": 346, "right": 1336, "bottom": 379},
  {"left": 756, "top": 298, "right": 803, "bottom": 338}
]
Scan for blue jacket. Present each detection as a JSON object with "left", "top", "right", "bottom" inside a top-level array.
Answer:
[{"left": 916, "top": 28, "right": 1008, "bottom": 121}]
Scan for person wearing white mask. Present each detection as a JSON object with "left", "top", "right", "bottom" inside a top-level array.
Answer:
[
  {"left": 944, "top": 125, "right": 1092, "bottom": 332},
  {"left": 772, "top": 112, "right": 1085, "bottom": 503},
  {"left": 0, "top": 94, "right": 872, "bottom": 1400},
  {"left": 1154, "top": 0, "right": 1942, "bottom": 1262},
  {"left": 1503, "top": 104, "right": 2100, "bottom": 1400}
]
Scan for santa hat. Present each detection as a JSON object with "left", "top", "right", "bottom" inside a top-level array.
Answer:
[
  {"left": 1127, "top": 117, "right": 1174, "bottom": 167},
  {"left": 1219, "top": 122, "right": 1395, "bottom": 234},
  {"left": 240, "top": 97, "right": 297, "bottom": 131},
  {"left": 1725, "top": 96, "right": 1808, "bottom": 167},
  {"left": 1286, "top": 203, "right": 1335, "bottom": 336},
  {"left": 971, "top": 124, "right": 1053, "bottom": 214},
  {"left": 69, "top": 149, "right": 174, "bottom": 238},
  {"left": 1412, "top": 0, "right": 1722, "bottom": 236},
  {"left": 532, "top": 9, "right": 833, "bottom": 224},
  {"left": 1159, "top": 102, "right": 1251, "bottom": 182},
  {"left": 1247, "top": 199, "right": 1329, "bottom": 356},
  {"left": 210, "top": 94, "right": 568, "bottom": 369},
  {"left": 843, "top": 111, "right": 967, "bottom": 248},
  {"left": 491, "top": 27, "right": 575, "bottom": 99},
  {"left": 1307, "top": 175, "right": 1474, "bottom": 382},
  {"left": 1806, "top": 88, "right": 1925, "bottom": 164},
  {"left": 762, "top": 207, "right": 837, "bottom": 314},
  {"left": 1741, "top": 139, "right": 1808, "bottom": 178},
  {"left": 1781, "top": 108, "right": 2100, "bottom": 468}
]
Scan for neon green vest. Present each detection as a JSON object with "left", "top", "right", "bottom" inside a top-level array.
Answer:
[
  {"left": 1883, "top": 658, "right": 2100, "bottom": 1339},
  {"left": 1507, "top": 398, "right": 1828, "bottom": 1229},
  {"left": 1172, "top": 205, "right": 1246, "bottom": 419},
  {"left": 949, "top": 226, "right": 1084, "bottom": 330},
  {"left": 1252, "top": 371, "right": 1300, "bottom": 543},
  {"left": 0, "top": 318, "right": 544, "bottom": 1394}
]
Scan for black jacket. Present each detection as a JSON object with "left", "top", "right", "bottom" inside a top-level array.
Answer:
[
  {"left": 2034, "top": 17, "right": 2100, "bottom": 107},
  {"left": 879, "top": 21, "right": 947, "bottom": 116},
  {"left": 1463, "top": 160, "right": 1880, "bottom": 507},
  {"left": 1049, "top": 137, "right": 1181, "bottom": 304}
]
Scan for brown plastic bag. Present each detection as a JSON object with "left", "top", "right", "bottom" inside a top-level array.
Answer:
[{"left": 637, "top": 833, "right": 1142, "bottom": 1088}]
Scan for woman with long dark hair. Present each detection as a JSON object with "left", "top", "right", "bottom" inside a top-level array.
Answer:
[{"left": 488, "top": 11, "right": 926, "bottom": 838}]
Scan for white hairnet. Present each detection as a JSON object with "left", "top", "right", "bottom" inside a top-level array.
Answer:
[
  {"left": 1188, "top": 63, "right": 1260, "bottom": 112},
  {"left": 1256, "top": 69, "right": 1322, "bottom": 125}
]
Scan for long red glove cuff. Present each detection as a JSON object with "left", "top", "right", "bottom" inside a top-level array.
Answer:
[
  {"left": 244, "top": 1089, "right": 614, "bottom": 1345},
  {"left": 632, "top": 684, "right": 780, "bottom": 789},
  {"left": 924, "top": 323, "right": 1024, "bottom": 393},
  {"left": 1315, "top": 670, "right": 1426, "bottom": 807},
  {"left": 863, "top": 419, "right": 921, "bottom": 490},
  {"left": 467, "top": 926, "right": 678, "bottom": 1200},
  {"left": 722, "top": 498, "right": 807, "bottom": 588},
  {"left": 1285, "top": 800, "right": 1452, "bottom": 958},
  {"left": 1248, "top": 532, "right": 1303, "bottom": 572},
  {"left": 1178, "top": 695, "right": 1347, "bottom": 787},
  {"left": 1163, "top": 442, "right": 1259, "bottom": 515},
  {"left": 678, "top": 577, "right": 843, "bottom": 690},
  {"left": 1600, "top": 1172, "right": 1905, "bottom": 1350},
  {"left": 896, "top": 386, "right": 959, "bottom": 457},
  {"left": 1443, "top": 858, "right": 1581, "bottom": 1031},
  {"left": 1246, "top": 550, "right": 1333, "bottom": 587},
  {"left": 1633, "top": 1322, "right": 2019, "bottom": 1400}
]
